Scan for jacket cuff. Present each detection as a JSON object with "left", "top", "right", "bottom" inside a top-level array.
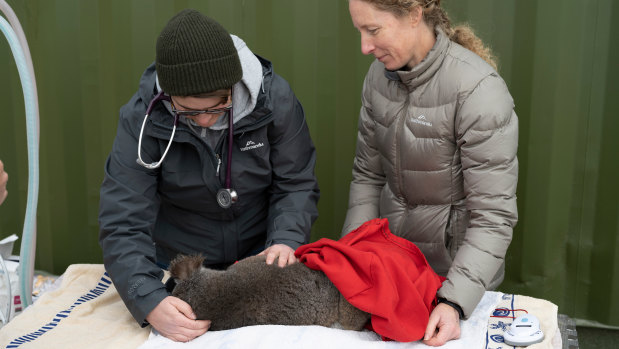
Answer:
[
  {"left": 132, "top": 283, "right": 169, "bottom": 327},
  {"left": 437, "top": 297, "right": 464, "bottom": 320},
  {"left": 437, "top": 274, "right": 485, "bottom": 319},
  {"left": 268, "top": 238, "right": 303, "bottom": 251}
]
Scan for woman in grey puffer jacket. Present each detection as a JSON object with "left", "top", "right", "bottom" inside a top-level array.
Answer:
[{"left": 346, "top": 0, "right": 518, "bottom": 345}]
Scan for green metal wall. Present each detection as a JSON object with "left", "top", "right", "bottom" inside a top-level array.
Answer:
[{"left": 0, "top": 0, "right": 617, "bottom": 326}]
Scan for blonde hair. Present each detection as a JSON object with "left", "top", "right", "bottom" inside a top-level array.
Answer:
[{"left": 358, "top": 0, "right": 498, "bottom": 70}]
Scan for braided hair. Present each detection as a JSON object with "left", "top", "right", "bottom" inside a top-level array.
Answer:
[{"left": 356, "top": 0, "right": 498, "bottom": 70}]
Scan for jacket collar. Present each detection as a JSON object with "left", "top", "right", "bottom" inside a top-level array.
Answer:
[{"left": 384, "top": 27, "right": 449, "bottom": 91}]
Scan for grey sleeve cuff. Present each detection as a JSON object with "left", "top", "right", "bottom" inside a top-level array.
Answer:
[{"left": 131, "top": 282, "right": 169, "bottom": 327}]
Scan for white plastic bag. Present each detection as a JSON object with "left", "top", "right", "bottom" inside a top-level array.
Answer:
[{"left": 0, "top": 257, "right": 22, "bottom": 326}]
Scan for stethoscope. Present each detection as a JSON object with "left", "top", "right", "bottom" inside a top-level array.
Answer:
[{"left": 136, "top": 90, "right": 238, "bottom": 208}]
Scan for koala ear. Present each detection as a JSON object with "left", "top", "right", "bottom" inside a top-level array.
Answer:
[{"left": 169, "top": 254, "right": 205, "bottom": 280}]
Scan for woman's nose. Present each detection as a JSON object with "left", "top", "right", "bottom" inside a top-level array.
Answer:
[{"left": 360, "top": 36, "right": 374, "bottom": 55}]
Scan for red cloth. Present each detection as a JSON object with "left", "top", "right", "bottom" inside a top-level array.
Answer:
[{"left": 295, "top": 218, "right": 443, "bottom": 342}]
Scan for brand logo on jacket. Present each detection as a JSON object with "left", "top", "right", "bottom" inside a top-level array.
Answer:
[
  {"left": 412, "top": 115, "right": 432, "bottom": 127},
  {"left": 240, "top": 140, "right": 265, "bottom": 152}
]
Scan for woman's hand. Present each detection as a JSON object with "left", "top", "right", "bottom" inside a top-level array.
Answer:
[
  {"left": 422, "top": 302, "right": 461, "bottom": 346},
  {"left": 258, "top": 244, "right": 297, "bottom": 267},
  {"left": 146, "top": 296, "right": 211, "bottom": 342},
  {"left": 0, "top": 160, "right": 8, "bottom": 205}
]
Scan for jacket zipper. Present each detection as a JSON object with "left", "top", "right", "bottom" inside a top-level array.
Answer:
[
  {"left": 394, "top": 103, "right": 407, "bottom": 235},
  {"left": 215, "top": 154, "right": 221, "bottom": 176}
]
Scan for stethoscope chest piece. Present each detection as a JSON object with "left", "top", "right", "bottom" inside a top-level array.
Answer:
[{"left": 217, "top": 188, "right": 238, "bottom": 209}]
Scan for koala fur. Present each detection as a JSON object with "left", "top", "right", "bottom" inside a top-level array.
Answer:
[{"left": 169, "top": 254, "right": 370, "bottom": 331}]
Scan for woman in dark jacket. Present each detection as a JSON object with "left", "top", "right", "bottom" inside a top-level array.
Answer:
[{"left": 98, "top": 9, "right": 319, "bottom": 342}]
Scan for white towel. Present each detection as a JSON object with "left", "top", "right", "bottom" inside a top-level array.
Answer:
[
  {"left": 138, "top": 292, "right": 515, "bottom": 349},
  {"left": 0, "top": 264, "right": 561, "bottom": 349}
]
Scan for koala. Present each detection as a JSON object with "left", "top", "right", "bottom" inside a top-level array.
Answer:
[{"left": 169, "top": 254, "right": 370, "bottom": 331}]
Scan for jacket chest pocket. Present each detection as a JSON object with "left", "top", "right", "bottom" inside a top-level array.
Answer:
[
  {"left": 158, "top": 144, "right": 220, "bottom": 210},
  {"left": 231, "top": 132, "right": 272, "bottom": 196},
  {"left": 404, "top": 103, "right": 457, "bottom": 141}
]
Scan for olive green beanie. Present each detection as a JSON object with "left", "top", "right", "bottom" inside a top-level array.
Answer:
[{"left": 156, "top": 9, "right": 242, "bottom": 96}]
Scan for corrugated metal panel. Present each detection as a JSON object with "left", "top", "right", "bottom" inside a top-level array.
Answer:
[
  {"left": 0, "top": 0, "right": 617, "bottom": 326},
  {"left": 442, "top": 0, "right": 619, "bottom": 326}
]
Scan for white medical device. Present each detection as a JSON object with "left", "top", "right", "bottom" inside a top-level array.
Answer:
[{"left": 504, "top": 314, "right": 545, "bottom": 346}]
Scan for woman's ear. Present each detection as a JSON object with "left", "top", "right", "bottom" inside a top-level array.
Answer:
[{"left": 410, "top": 6, "right": 423, "bottom": 27}]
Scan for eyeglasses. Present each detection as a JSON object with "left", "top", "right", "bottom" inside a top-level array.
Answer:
[{"left": 170, "top": 95, "right": 232, "bottom": 116}]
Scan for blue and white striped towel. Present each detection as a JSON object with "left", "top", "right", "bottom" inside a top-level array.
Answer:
[{"left": 0, "top": 264, "right": 149, "bottom": 349}]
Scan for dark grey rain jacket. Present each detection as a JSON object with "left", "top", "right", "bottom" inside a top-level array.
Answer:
[{"left": 99, "top": 57, "right": 319, "bottom": 326}]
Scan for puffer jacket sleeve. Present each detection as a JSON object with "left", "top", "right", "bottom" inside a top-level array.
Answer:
[
  {"left": 98, "top": 97, "right": 168, "bottom": 326},
  {"left": 342, "top": 71, "right": 386, "bottom": 235},
  {"left": 265, "top": 75, "right": 320, "bottom": 250},
  {"left": 437, "top": 73, "right": 519, "bottom": 317}
]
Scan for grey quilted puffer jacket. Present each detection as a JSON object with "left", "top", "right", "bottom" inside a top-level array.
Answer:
[{"left": 342, "top": 28, "right": 518, "bottom": 318}]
